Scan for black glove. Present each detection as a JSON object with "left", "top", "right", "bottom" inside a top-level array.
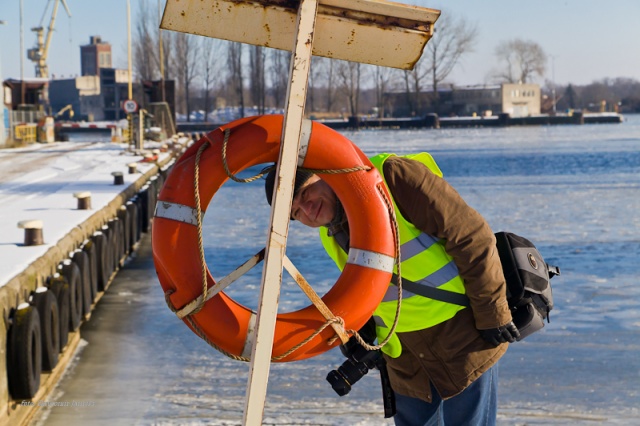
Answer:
[{"left": 479, "top": 321, "right": 520, "bottom": 346}]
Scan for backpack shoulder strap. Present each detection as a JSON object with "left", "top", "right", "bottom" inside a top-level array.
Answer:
[{"left": 390, "top": 274, "right": 471, "bottom": 307}]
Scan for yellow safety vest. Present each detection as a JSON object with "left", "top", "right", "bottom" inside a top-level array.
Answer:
[{"left": 320, "top": 153, "right": 467, "bottom": 358}]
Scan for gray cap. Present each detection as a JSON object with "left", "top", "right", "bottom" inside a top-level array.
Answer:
[{"left": 264, "top": 166, "right": 314, "bottom": 206}]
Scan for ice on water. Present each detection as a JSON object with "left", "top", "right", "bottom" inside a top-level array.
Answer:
[
  {"left": 37, "top": 116, "right": 637, "bottom": 425},
  {"left": 189, "top": 116, "right": 640, "bottom": 425}
]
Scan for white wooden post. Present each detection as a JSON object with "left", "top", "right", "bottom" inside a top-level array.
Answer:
[{"left": 242, "top": 0, "right": 318, "bottom": 424}]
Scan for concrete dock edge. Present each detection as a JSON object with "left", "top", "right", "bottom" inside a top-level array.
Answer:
[{"left": 0, "top": 142, "right": 184, "bottom": 426}]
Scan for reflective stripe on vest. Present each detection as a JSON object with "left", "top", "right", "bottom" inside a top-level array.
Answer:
[{"left": 320, "top": 152, "right": 467, "bottom": 358}]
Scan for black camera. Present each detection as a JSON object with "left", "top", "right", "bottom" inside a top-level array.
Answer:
[
  {"left": 326, "top": 323, "right": 396, "bottom": 418},
  {"left": 326, "top": 338, "right": 384, "bottom": 396}
]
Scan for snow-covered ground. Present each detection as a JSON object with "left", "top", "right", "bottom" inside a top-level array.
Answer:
[
  {"left": 0, "top": 138, "right": 172, "bottom": 288},
  {"left": 29, "top": 115, "right": 640, "bottom": 425}
]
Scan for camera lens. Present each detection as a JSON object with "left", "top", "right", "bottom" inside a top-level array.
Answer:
[
  {"left": 326, "top": 358, "right": 371, "bottom": 396},
  {"left": 326, "top": 370, "right": 351, "bottom": 396}
]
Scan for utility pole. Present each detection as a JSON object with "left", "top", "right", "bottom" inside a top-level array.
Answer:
[
  {"left": 126, "top": 0, "right": 133, "bottom": 144},
  {"left": 158, "top": 0, "right": 165, "bottom": 102},
  {"left": 551, "top": 54, "right": 557, "bottom": 114},
  {"left": 20, "top": 0, "right": 25, "bottom": 104},
  {"left": 127, "top": 0, "right": 133, "bottom": 100},
  {"left": 0, "top": 20, "right": 6, "bottom": 147}
]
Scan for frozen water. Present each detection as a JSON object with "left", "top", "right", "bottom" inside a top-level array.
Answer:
[
  {"left": 200, "top": 115, "right": 640, "bottom": 424},
  {"left": 38, "top": 115, "right": 640, "bottom": 425}
]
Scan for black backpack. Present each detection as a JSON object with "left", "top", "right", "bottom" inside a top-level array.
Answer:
[{"left": 494, "top": 232, "right": 560, "bottom": 340}]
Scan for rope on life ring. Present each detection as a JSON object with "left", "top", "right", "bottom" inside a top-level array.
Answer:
[{"left": 153, "top": 114, "right": 401, "bottom": 362}]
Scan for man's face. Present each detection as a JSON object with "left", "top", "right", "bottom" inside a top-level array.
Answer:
[{"left": 291, "top": 175, "right": 337, "bottom": 228}]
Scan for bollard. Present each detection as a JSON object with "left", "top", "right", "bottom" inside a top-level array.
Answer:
[
  {"left": 424, "top": 113, "right": 440, "bottom": 129},
  {"left": 498, "top": 112, "right": 511, "bottom": 127},
  {"left": 73, "top": 191, "right": 92, "bottom": 210},
  {"left": 17, "top": 219, "right": 44, "bottom": 246},
  {"left": 127, "top": 162, "right": 138, "bottom": 174},
  {"left": 111, "top": 127, "right": 123, "bottom": 143},
  {"left": 112, "top": 171, "right": 125, "bottom": 185}
]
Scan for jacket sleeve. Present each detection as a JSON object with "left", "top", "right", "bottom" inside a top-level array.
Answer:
[{"left": 382, "top": 156, "right": 512, "bottom": 330}]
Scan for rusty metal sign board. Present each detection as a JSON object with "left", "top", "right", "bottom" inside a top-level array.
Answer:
[{"left": 160, "top": 0, "right": 440, "bottom": 70}]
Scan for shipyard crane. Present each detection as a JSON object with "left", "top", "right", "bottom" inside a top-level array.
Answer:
[{"left": 27, "top": 0, "right": 71, "bottom": 78}]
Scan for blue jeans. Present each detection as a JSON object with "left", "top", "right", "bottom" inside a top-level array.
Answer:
[{"left": 393, "top": 363, "right": 498, "bottom": 426}]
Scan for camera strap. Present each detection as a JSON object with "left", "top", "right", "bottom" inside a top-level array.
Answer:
[{"left": 377, "top": 357, "right": 397, "bottom": 418}]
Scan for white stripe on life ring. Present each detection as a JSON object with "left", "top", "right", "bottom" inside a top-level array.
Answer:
[
  {"left": 154, "top": 201, "right": 200, "bottom": 225},
  {"left": 347, "top": 248, "right": 395, "bottom": 273}
]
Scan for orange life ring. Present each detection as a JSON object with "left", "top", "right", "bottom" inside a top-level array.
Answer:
[{"left": 152, "top": 114, "right": 395, "bottom": 362}]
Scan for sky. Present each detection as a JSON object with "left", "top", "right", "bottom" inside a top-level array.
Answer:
[{"left": 1, "top": 0, "right": 640, "bottom": 87}]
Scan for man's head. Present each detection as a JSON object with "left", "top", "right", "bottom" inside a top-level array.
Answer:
[{"left": 264, "top": 167, "right": 338, "bottom": 228}]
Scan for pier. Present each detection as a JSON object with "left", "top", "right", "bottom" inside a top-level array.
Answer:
[
  {"left": 0, "top": 136, "right": 188, "bottom": 426},
  {"left": 174, "top": 111, "right": 624, "bottom": 135}
]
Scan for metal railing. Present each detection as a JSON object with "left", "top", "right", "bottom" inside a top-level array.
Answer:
[
  {"left": 14, "top": 124, "right": 38, "bottom": 143},
  {"left": 147, "top": 102, "right": 176, "bottom": 137}
]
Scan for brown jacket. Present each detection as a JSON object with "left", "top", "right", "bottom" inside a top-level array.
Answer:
[{"left": 379, "top": 155, "right": 513, "bottom": 402}]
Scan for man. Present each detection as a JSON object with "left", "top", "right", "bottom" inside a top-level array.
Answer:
[{"left": 264, "top": 152, "right": 519, "bottom": 425}]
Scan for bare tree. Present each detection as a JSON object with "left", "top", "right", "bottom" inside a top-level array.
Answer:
[
  {"left": 326, "top": 59, "right": 337, "bottom": 113},
  {"left": 372, "top": 65, "right": 399, "bottom": 117},
  {"left": 308, "top": 56, "right": 321, "bottom": 114},
  {"left": 173, "top": 33, "right": 200, "bottom": 121},
  {"left": 160, "top": 30, "right": 175, "bottom": 82},
  {"left": 133, "top": 1, "right": 158, "bottom": 81},
  {"left": 402, "top": 69, "right": 419, "bottom": 115},
  {"left": 269, "top": 49, "right": 290, "bottom": 109},
  {"left": 407, "top": 12, "right": 477, "bottom": 113},
  {"left": 249, "top": 46, "right": 266, "bottom": 113},
  {"left": 336, "top": 60, "right": 363, "bottom": 116},
  {"left": 494, "top": 38, "right": 547, "bottom": 83},
  {"left": 227, "top": 42, "right": 245, "bottom": 117},
  {"left": 315, "top": 58, "right": 338, "bottom": 113},
  {"left": 200, "top": 38, "right": 224, "bottom": 121}
]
